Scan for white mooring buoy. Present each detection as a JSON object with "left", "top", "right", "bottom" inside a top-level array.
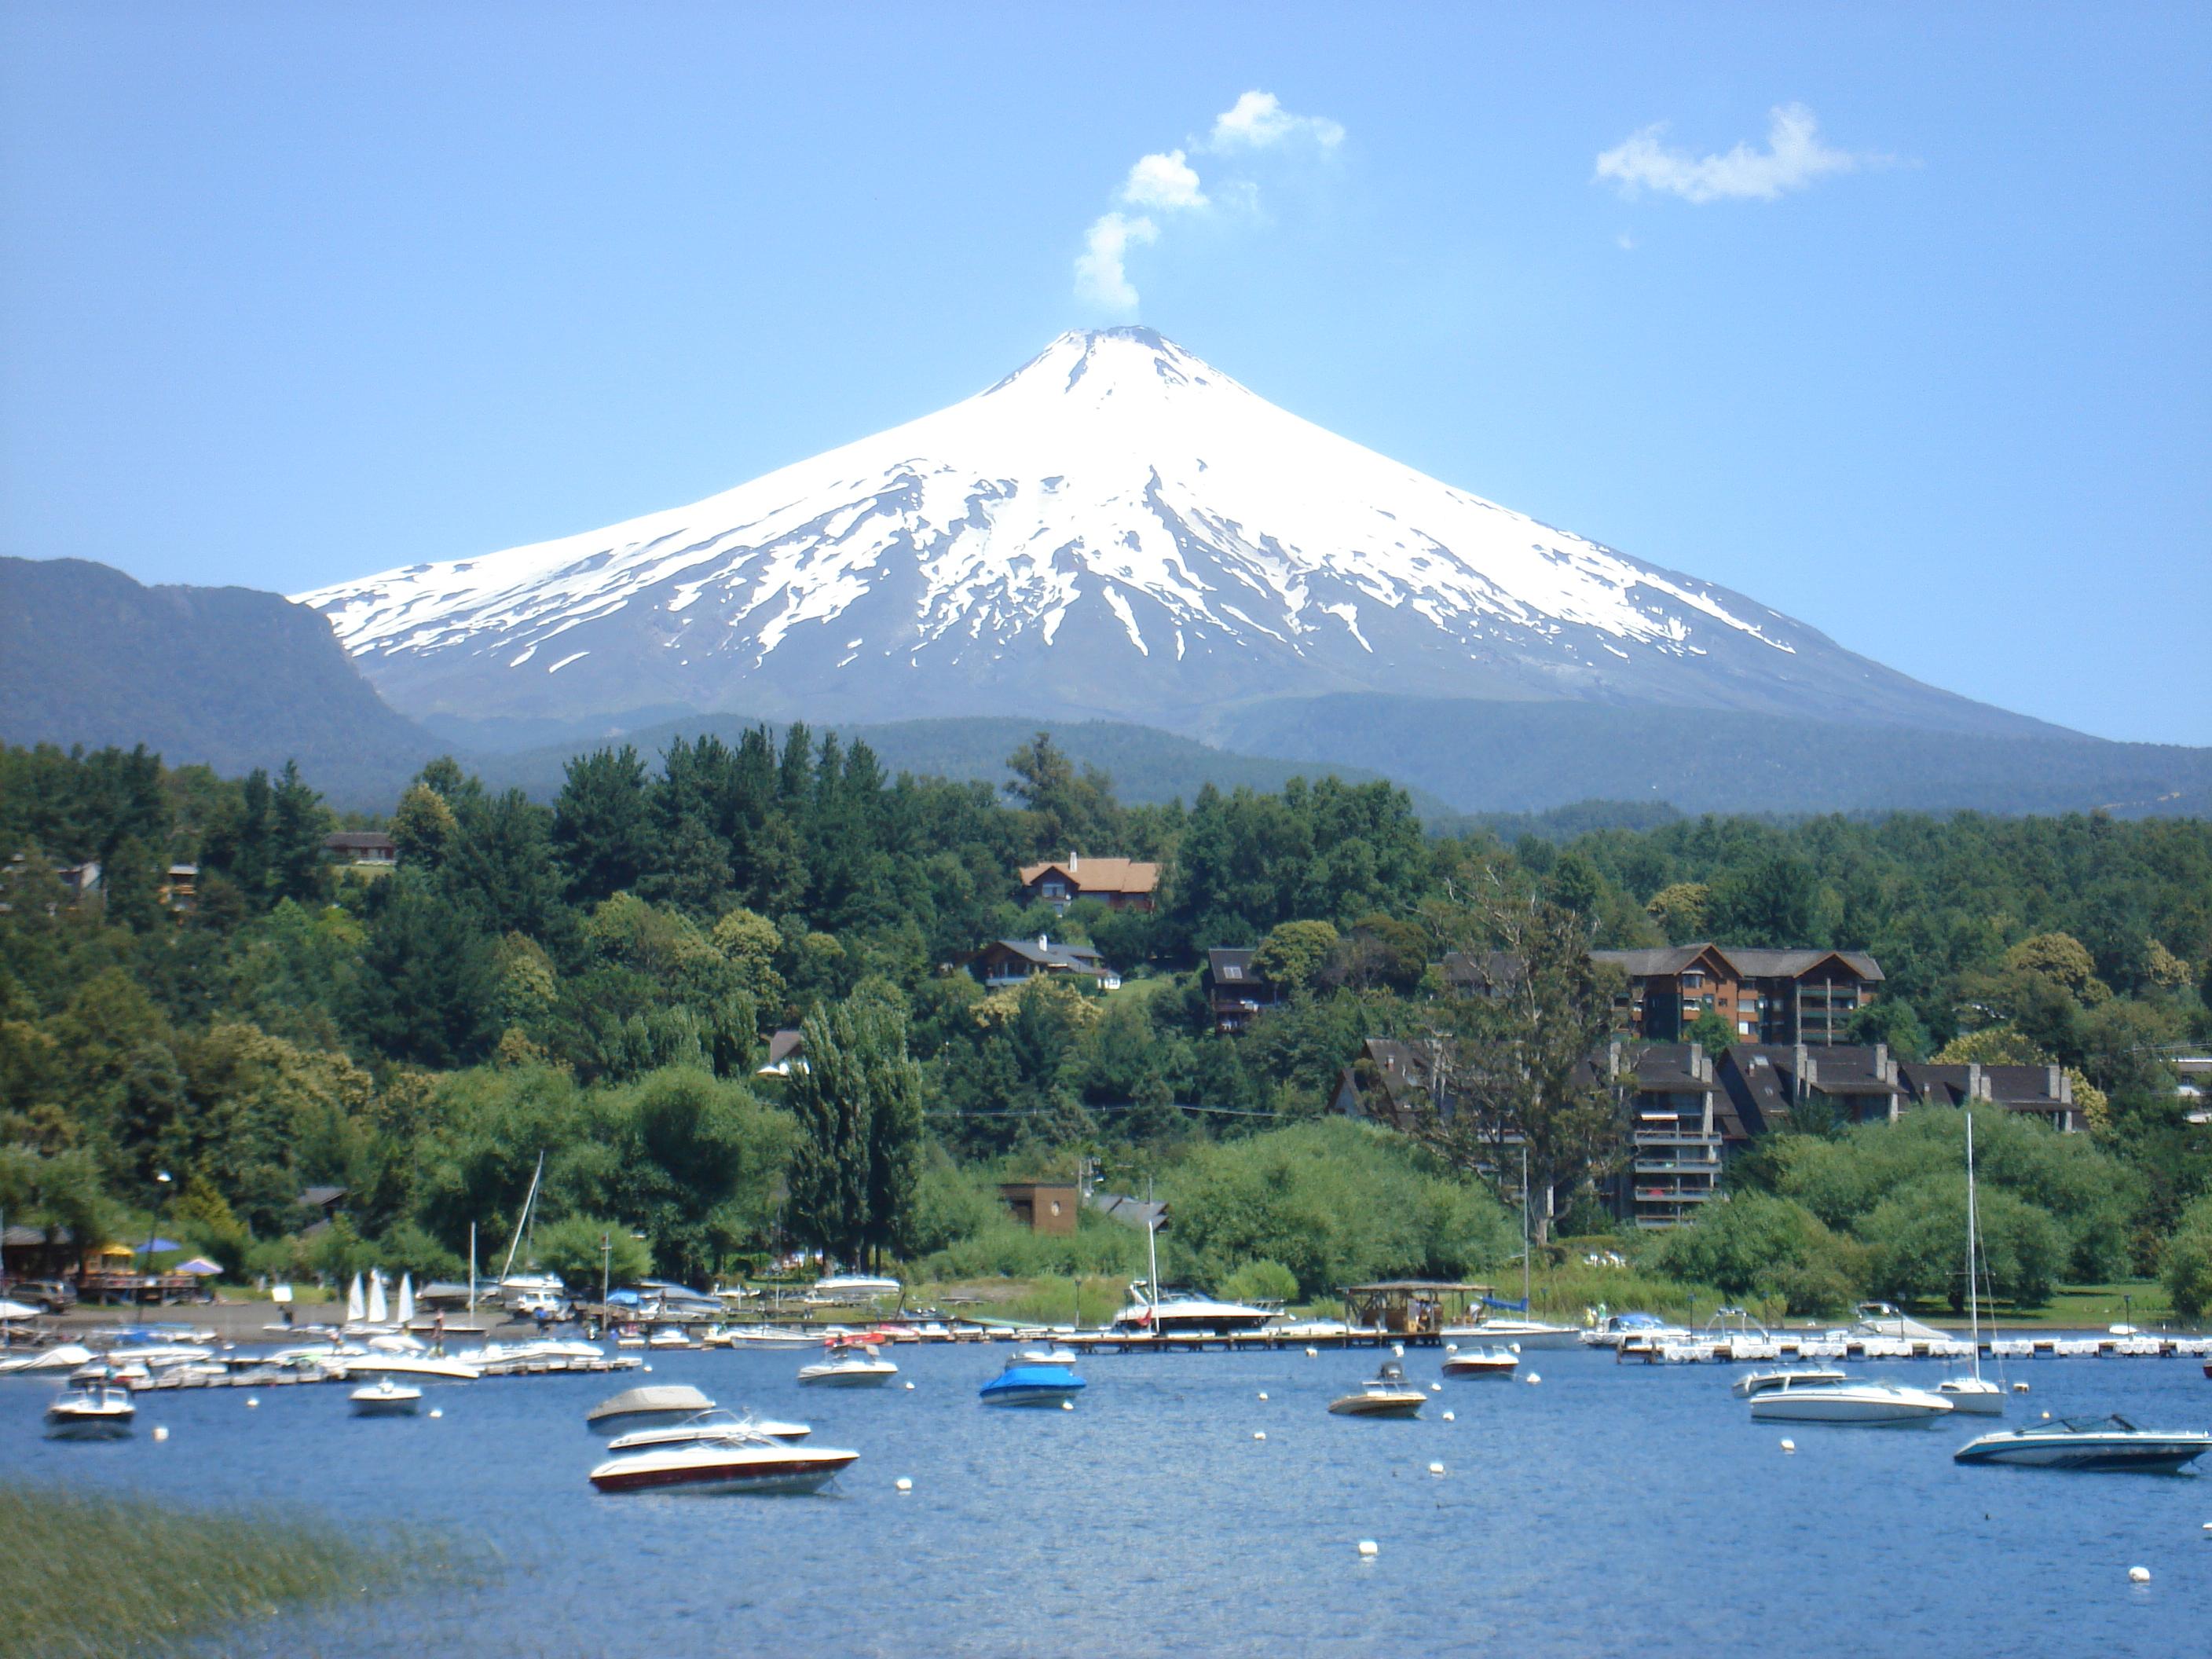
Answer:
[
  {"left": 904, "top": 1381, "right": 915, "bottom": 1390},
  {"left": 1441, "top": 1410, "right": 1456, "bottom": 1422},
  {"left": 1357, "top": 1540, "right": 1379, "bottom": 1558},
  {"left": 1392, "top": 1343, "right": 1404, "bottom": 1358},
  {"left": 2012, "top": 1381, "right": 2030, "bottom": 1393},
  {"left": 1060, "top": 1399, "right": 1074, "bottom": 1411},
  {"left": 429, "top": 1408, "right": 443, "bottom": 1419},
  {"left": 152, "top": 1426, "right": 169, "bottom": 1442},
  {"left": 245, "top": 1396, "right": 259, "bottom": 1408},
  {"left": 1253, "top": 1430, "right": 1267, "bottom": 1441},
  {"left": 1430, "top": 1382, "right": 1441, "bottom": 1393},
  {"left": 1781, "top": 1438, "right": 1796, "bottom": 1453},
  {"left": 1525, "top": 1373, "right": 1541, "bottom": 1386},
  {"left": 895, "top": 1477, "right": 913, "bottom": 1492},
  {"left": 1427, "top": 1461, "right": 1445, "bottom": 1476},
  {"left": 2128, "top": 1566, "right": 2151, "bottom": 1584},
  {"left": 1258, "top": 1391, "right": 1269, "bottom": 1401},
  {"left": 1306, "top": 1347, "right": 1319, "bottom": 1358}
]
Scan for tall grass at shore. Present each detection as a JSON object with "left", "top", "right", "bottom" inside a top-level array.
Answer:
[{"left": 0, "top": 1481, "right": 473, "bottom": 1659}]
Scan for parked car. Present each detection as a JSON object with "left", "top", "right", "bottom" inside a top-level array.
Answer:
[{"left": 13, "top": 1280, "right": 76, "bottom": 1314}]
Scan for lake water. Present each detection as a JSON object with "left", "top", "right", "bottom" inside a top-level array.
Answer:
[{"left": 4, "top": 1339, "right": 2207, "bottom": 1657}]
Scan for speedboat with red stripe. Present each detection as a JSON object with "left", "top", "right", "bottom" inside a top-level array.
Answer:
[{"left": 589, "top": 1434, "right": 858, "bottom": 1495}]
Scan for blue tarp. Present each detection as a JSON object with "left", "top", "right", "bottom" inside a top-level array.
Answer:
[{"left": 1483, "top": 1295, "right": 1530, "bottom": 1312}]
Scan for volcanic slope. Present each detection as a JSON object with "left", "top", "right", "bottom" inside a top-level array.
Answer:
[{"left": 298, "top": 328, "right": 2049, "bottom": 738}]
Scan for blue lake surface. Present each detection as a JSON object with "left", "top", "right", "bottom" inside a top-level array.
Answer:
[{"left": 4, "top": 1340, "right": 2207, "bottom": 1657}]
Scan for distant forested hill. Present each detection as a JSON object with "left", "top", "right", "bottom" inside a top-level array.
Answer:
[
  {"left": 0, "top": 557, "right": 439, "bottom": 802},
  {"left": 1212, "top": 694, "right": 2212, "bottom": 819}
]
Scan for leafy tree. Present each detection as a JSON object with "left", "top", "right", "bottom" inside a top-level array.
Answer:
[
  {"left": 2160, "top": 1194, "right": 2212, "bottom": 1317},
  {"left": 785, "top": 1003, "right": 923, "bottom": 1268},
  {"left": 552, "top": 747, "right": 654, "bottom": 905},
  {"left": 353, "top": 874, "right": 501, "bottom": 1069},
  {"left": 2002, "top": 932, "right": 2111, "bottom": 1005},
  {"left": 390, "top": 783, "right": 458, "bottom": 870},
  {"left": 1646, "top": 881, "right": 1710, "bottom": 942},
  {"left": 1683, "top": 1007, "right": 1734, "bottom": 1057},
  {"left": 535, "top": 1214, "right": 652, "bottom": 1294},
  {"left": 1654, "top": 1192, "right": 1863, "bottom": 1315},
  {"left": 1252, "top": 920, "right": 1339, "bottom": 994}
]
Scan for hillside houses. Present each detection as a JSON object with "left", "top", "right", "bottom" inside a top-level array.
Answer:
[{"left": 1016, "top": 854, "right": 1158, "bottom": 914}]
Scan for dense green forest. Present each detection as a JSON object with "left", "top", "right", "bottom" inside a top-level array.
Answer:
[{"left": 2, "top": 732, "right": 2207, "bottom": 1319}]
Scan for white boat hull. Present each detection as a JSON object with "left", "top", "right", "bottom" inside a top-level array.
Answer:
[
  {"left": 1441, "top": 1322, "right": 1581, "bottom": 1350},
  {"left": 1955, "top": 1427, "right": 2211, "bottom": 1471},
  {"left": 1749, "top": 1386, "right": 1953, "bottom": 1425},
  {"left": 797, "top": 1364, "right": 897, "bottom": 1387},
  {"left": 589, "top": 1442, "right": 857, "bottom": 1495},
  {"left": 1936, "top": 1379, "right": 2006, "bottom": 1415},
  {"left": 1328, "top": 1391, "right": 1426, "bottom": 1418}
]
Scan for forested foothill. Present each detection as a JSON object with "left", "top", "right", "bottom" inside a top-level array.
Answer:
[{"left": 2, "top": 730, "right": 2207, "bottom": 1322}]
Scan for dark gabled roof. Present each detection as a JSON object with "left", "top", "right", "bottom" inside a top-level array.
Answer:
[
  {"left": 976, "top": 937, "right": 1108, "bottom": 975},
  {"left": 2, "top": 1223, "right": 72, "bottom": 1247},
  {"left": 1088, "top": 1193, "right": 1169, "bottom": 1232},
  {"left": 764, "top": 1029, "right": 804, "bottom": 1067},
  {"left": 296, "top": 1186, "right": 346, "bottom": 1209},
  {"left": 1440, "top": 950, "right": 1525, "bottom": 993},
  {"left": 1594, "top": 943, "right": 1884, "bottom": 983},
  {"left": 1205, "top": 947, "right": 1269, "bottom": 988},
  {"left": 1620, "top": 1042, "right": 1720, "bottom": 1095}
]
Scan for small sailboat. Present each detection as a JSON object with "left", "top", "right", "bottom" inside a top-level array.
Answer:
[
  {"left": 346, "top": 1273, "right": 367, "bottom": 1325},
  {"left": 1441, "top": 1344, "right": 1519, "bottom": 1379},
  {"left": 44, "top": 1384, "right": 136, "bottom": 1440},
  {"left": 1328, "top": 1359, "right": 1428, "bottom": 1418},
  {"left": 1954, "top": 1415, "right": 2212, "bottom": 1472},
  {"left": 797, "top": 1340, "right": 899, "bottom": 1387},
  {"left": 366, "top": 1270, "right": 389, "bottom": 1327},
  {"left": 349, "top": 1379, "right": 423, "bottom": 1417},
  {"left": 1936, "top": 1114, "right": 2005, "bottom": 1416},
  {"left": 980, "top": 1349, "right": 1087, "bottom": 1407},
  {"left": 395, "top": 1273, "right": 416, "bottom": 1329}
]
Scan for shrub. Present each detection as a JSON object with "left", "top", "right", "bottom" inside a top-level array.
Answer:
[
  {"left": 1221, "top": 1258, "right": 1299, "bottom": 1305},
  {"left": 1654, "top": 1192, "right": 1865, "bottom": 1316},
  {"left": 2162, "top": 1196, "right": 2212, "bottom": 1319}
]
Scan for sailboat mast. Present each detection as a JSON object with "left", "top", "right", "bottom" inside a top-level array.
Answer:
[
  {"left": 1521, "top": 1144, "right": 1532, "bottom": 1310},
  {"left": 499, "top": 1151, "right": 544, "bottom": 1286},
  {"left": 467, "top": 1223, "right": 477, "bottom": 1318},
  {"left": 1965, "top": 1114, "right": 1983, "bottom": 1380}
]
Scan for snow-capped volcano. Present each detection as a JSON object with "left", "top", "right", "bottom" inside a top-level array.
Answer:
[{"left": 297, "top": 328, "right": 2030, "bottom": 734}]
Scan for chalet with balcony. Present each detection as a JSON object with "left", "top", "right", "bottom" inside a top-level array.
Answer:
[
  {"left": 1594, "top": 944, "right": 1882, "bottom": 1046},
  {"left": 1898, "top": 1061, "right": 2086, "bottom": 1133},
  {"left": 1606, "top": 1041, "right": 1727, "bottom": 1229},
  {"left": 1203, "top": 947, "right": 1283, "bottom": 1033},
  {"left": 969, "top": 935, "right": 1122, "bottom": 992},
  {"left": 1016, "top": 854, "right": 1159, "bottom": 914},
  {"left": 324, "top": 830, "right": 397, "bottom": 869}
]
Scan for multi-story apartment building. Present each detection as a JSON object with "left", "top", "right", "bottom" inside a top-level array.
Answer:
[{"left": 1593, "top": 944, "right": 1883, "bottom": 1046}]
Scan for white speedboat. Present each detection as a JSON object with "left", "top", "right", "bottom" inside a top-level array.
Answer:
[
  {"left": 586, "top": 1384, "right": 716, "bottom": 1434},
  {"left": 1328, "top": 1360, "right": 1428, "bottom": 1418},
  {"left": 1580, "top": 1312, "right": 1692, "bottom": 1350},
  {"left": 1826, "top": 1302, "right": 1949, "bottom": 1343},
  {"left": 0, "top": 1343, "right": 93, "bottom": 1375},
  {"left": 606, "top": 1410, "right": 811, "bottom": 1452},
  {"left": 455, "top": 1339, "right": 603, "bottom": 1372},
  {"left": 1746, "top": 1376, "right": 1954, "bottom": 1425},
  {"left": 45, "top": 1384, "right": 136, "bottom": 1440},
  {"left": 646, "top": 1328, "right": 695, "bottom": 1350},
  {"left": 806, "top": 1274, "right": 902, "bottom": 1306},
  {"left": 797, "top": 1342, "right": 899, "bottom": 1387},
  {"left": 588, "top": 1437, "right": 857, "bottom": 1495},
  {"left": 334, "top": 1352, "right": 482, "bottom": 1382},
  {"left": 1110, "top": 1282, "right": 1278, "bottom": 1336},
  {"left": 704, "top": 1324, "right": 819, "bottom": 1350},
  {"left": 1441, "top": 1316, "right": 1582, "bottom": 1350},
  {"left": 1953, "top": 1415, "right": 2212, "bottom": 1472},
  {"left": 349, "top": 1379, "right": 423, "bottom": 1417},
  {"left": 1441, "top": 1345, "right": 1519, "bottom": 1379},
  {"left": 1731, "top": 1367, "right": 1849, "bottom": 1399}
]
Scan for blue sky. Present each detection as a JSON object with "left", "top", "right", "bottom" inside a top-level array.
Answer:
[{"left": 3, "top": 3, "right": 2207, "bottom": 743}]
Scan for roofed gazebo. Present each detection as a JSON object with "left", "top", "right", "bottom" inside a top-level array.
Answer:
[{"left": 1342, "top": 1281, "right": 1492, "bottom": 1338}]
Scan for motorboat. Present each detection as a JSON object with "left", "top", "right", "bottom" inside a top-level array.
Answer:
[
  {"left": 588, "top": 1437, "right": 858, "bottom": 1496},
  {"left": 349, "top": 1379, "right": 423, "bottom": 1417},
  {"left": 1731, "top": 1367, "right": 1849, "bottom": 1398},
  {"left": 646, "top": 1328, "right": 695, "bottom": 1350},
  {"left": 606, "top": 1410, "right": 812, "bottom": 1452},
  {"left": 0, "top": 1343, "right": 93, "bottom": 1375},
  {"left": 1826, "top": 1302, "right": 1949, "bottom": 1343},
  {"left": 701, "top": 1324, "right": 819, "bottom": 1350},
  {"left": 1110, "top": 1282, "right": 1278, "bottom": 1336},
  {"left": 45, "top": 1384, "right": 136, "bottom": 1440},
  {"left": 332, "top": 1352, "right": 482, "bottom": 1382},
  {"left": 454, "top": 1339, "right": 603, "bottom": 1372},
  {"left": 586, "top": 1383, "right": 717, "bottom": 1434},
  {"left": 1441, "top": 1345, "right": 1519, "bottom": 1379},
  {"left": 1328, "top": 1360, "right": 1428, "bottom": 1418},
  {"left": 1580, "top": 1312, "right": 1691, "bottom": 1350},
  {"left": 980, "top": 1350, "right": 1087, "bottom": 1408},
  {"left": 1953, "top": 1415, "right": 2212, "bottom": 1472},
  {"left": 1441, "top": 1315, "right": 1582, "bottom": 1350},
  {"left": 1746, "top": 1375, "right": 1954, "bottom": 1425},
  {"left": 797, "top": 1342, "right": 899, "bottom": 1387}
]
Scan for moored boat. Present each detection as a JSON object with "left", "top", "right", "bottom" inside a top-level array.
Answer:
[
  {"left": 1953, "top": 1415, "right": 2211, "bottom": 1471},
  {"left": 350, "top": 1379, "right": 423, "bottom": 1417},
  {"left": 980, "top": 1350, "right": 1086, "bottom": 1408},
  {"left": 1441, "top": 1345, "right": 1519, "bottom": 1379},
  {"left": 1328, "top": 1359, "right": 1427, "bottom": 1418},
  {"left": 606, "top": 1409, "right": 811, "bottom": 1452},
  {"left": 586, "top": 1383, "right": 716, "bottom": 1434},
  {"left": 45, "top": 1384, "right": 136, "bottom": 1440},
  {"left": 588, "top": 1438, "right": 858, "bottom": 1495},
  {"left": 1745, "top": 1375, "right": 1954, "bottom": 1425},
  {"left": 797, "top": 1341, "right": 899, "bottom": 1387},
  {"left": 1730, "top": 1367, "right": 1849, "bottom": 1399},
  {"left": 1109, "top": 1283, "right": 1277, "bottom": 1336}
]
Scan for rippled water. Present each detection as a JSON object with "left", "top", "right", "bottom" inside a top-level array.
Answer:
[{"left": 3, "top": 1340, "right": 2207, "bottom": 1657}]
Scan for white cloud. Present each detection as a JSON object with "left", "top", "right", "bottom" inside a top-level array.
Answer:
[
  {"left": 1595, "top": 103, "right": 1873, "bottom": 203},
  {"left": 1208, "top": 90, "right": 1345, "bottom": 152},
  {"left": 1074, "top": 211, "right": 1158, "bottom": 310},
  {"left": 1122, "top": 149, "right": 1207, "bottom": 211}
]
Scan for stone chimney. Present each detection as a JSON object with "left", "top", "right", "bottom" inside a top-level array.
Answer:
[
  {"left": 1068, "top": 849, "right": 1079, "bottom": 871},
  {"left": 2049, "top": 1064, "right": 2068, "bottom": 1102}
]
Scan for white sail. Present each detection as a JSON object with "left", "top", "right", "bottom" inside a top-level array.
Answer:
[
  {"left": 367, "top": 1269, "right": 388, "bottom": 1325},
  {"left": 397, "top": 1273, "right": 415, "bottom": 1326},
  {"left": 346, "top": 1273, "right": 366, "bottom": 1323}
]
